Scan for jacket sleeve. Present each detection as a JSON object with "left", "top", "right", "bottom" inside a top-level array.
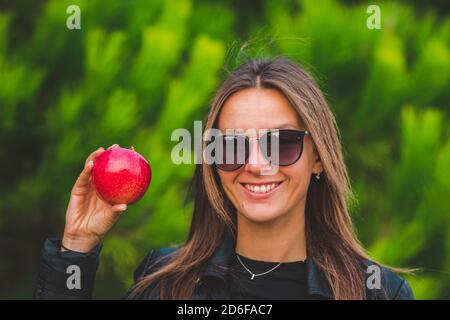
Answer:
[{"left": 34, "top": 238, "right": 102, "bottom": 300}]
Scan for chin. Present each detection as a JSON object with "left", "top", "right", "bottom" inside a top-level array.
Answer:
[{"left": 239, "top": 205, "right": 283, "bottom": 223}]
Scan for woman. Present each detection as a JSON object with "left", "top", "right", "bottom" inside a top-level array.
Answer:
[{"left": 34, "top": 58, "right": 414, "bottom": 300}]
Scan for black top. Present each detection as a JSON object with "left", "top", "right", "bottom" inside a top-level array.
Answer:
[{"left": 227, "top": 253, "right": 308, "bottom": 300}]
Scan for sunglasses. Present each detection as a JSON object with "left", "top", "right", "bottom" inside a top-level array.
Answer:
[{"left": 211, "top": 129, "right": 310, "bottom": 171}]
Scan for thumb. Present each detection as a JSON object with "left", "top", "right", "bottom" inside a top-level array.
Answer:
[{"left": 73, "top": 160, "right": 94, "bottom": 190}]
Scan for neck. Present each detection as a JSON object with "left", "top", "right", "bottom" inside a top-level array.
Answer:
[{"left": 235, "top": 208, "right": 307, "bottom": 263}]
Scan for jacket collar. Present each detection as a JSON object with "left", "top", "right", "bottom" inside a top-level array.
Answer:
[{"left": 202, "top": 229, "right": 333, "bottom": 299}]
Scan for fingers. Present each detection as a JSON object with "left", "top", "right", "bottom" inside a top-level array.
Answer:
[
  {"left": 111, "top": 203, "right": 127, "bottom": 214},
  {"left": 85, "top": 147, "right": 105, "bottom": 166}
]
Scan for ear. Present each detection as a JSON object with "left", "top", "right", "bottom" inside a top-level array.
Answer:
[{"left": 312, "top": 148, "right": 323, "bottom": 175}]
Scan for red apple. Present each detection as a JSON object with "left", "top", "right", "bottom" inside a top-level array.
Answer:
[{"left": 92, "top": 146, "right": 151, "bottom": 205}]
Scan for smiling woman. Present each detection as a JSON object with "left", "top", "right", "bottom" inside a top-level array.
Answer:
[
  {"left": 34, "top": 57, "right": 414, "bottom": 300},
  {"left": 216, "top": 87, "right": 319, "bottom": 229}
]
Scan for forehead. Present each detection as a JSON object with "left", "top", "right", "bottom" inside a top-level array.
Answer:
[{"left": 217, "top": 88, "right": 303, "bottom": 131}]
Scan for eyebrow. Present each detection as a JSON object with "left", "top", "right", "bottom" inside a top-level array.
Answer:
[
  {"left": 218, "top": 123, "right": 303, "bottom": 134},
  {"left": 273, "top": 123, "right": 300, "bottom": 129},
  {"left": 223, "top": 124, "right": 300, "bottom": 130}
]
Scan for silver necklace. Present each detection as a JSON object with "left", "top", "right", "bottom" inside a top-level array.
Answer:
[{"left": 236, "top": 253, "right": 282, "bottom": 280}]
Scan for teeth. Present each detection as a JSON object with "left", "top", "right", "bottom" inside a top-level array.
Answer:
[{"left": 244, "top": 183, "right": 280, "bottom": 194}]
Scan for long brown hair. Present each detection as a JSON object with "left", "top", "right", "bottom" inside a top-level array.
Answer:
[{"left": 130, "top": 57, "right": 393, "bottom": 299}]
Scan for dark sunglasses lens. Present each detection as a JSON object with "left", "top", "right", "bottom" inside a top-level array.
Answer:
[
  {"left": 261, "top": 131, "right": 303, "bottom": 166},
  {"left": 279, "top": 131, "right": 303, "bottom": 165},
  {"left": 216, "top": 135, "right": 248, "bottom": 171}
]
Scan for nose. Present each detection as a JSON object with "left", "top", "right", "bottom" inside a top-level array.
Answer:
[{"left": 244, "top": 139, "right": 272, "bottom": 175}]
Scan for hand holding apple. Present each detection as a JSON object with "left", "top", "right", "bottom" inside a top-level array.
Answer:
[{"left": 62, "top": 144, "right": 151, "bottom": 253}]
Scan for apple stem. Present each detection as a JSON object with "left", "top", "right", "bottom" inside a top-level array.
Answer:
[{"left": 131, "top": 145, "right": 135, "bottom": 151}]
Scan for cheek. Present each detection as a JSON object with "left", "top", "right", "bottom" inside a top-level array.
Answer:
[
  {"left": 218, "top": 171, "right": 238, "bottom": 194},
  {"left": 217, "top": 171, "right": 244, "bottom": 210},
  {"left": 282, "top": 158, "right": 313, "bottom": 192}
]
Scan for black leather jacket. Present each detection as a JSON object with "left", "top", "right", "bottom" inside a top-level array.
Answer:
[{"left": 34, "top": 230, "right": 414, "bottom": 300}]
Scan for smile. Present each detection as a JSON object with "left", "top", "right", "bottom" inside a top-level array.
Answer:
[{"left": 240, "top": 181, "right": 283, "bottom": 195}]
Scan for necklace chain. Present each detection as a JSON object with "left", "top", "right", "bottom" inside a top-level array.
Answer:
[{"left": 236, "top": 253, "right": 282, "bottom": 280}]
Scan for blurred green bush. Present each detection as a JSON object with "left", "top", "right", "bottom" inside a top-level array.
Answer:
[{"left": 0, "top": 0, "right": 448, "bottom": 299}]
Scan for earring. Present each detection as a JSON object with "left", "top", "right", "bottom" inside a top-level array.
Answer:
[{"left": 315, "top": 173, "right": 321, "bottom": 180}]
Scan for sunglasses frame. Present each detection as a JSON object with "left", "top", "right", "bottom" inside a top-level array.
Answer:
[{"left": 214, "top": 129, "right": 310, "bottom": 172}]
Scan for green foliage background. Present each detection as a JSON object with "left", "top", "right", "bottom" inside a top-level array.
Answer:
[{"left": 0, "top": 0, "right": 448, "bottom": 299}]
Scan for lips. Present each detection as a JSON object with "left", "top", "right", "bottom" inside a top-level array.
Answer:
[{"left": 239, "top": 181, "right": 284, "bottom": 197}]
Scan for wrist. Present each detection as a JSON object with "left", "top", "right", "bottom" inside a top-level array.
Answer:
[{"left": 61, "top": 234, "right": 99, "bottom": 253}]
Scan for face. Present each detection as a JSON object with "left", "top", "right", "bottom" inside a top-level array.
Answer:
[{"left": 217, "top": 88, "right": 322, "bottom": 224}]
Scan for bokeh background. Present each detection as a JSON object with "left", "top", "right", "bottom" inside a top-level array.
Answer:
[{"left": 0, "top": 0, "right": 449, "bottom": 299}]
